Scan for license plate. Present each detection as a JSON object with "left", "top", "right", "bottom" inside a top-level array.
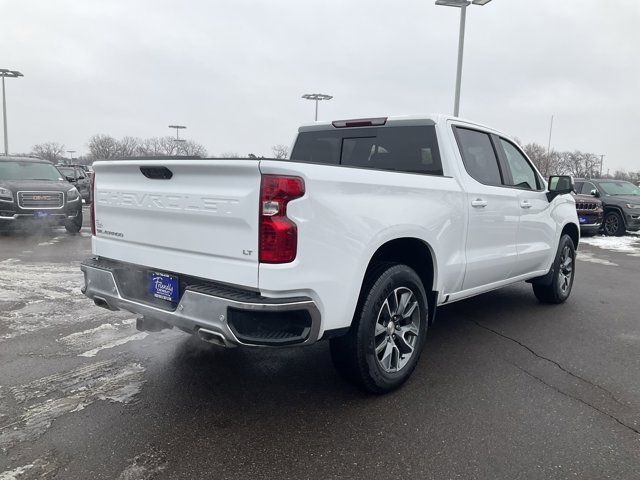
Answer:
[
  {"left": 34, "top": 211, "right": 50, "bottom": 219},
  {"left": 579, "top": 216, "right": 588, "bottom": 224},
  {"left": 148, "top": 271, "right": 179, "bottom": 302}
]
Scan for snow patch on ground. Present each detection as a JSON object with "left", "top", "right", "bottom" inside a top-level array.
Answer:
[
  {"left": 0, "top": 261, "right": 130, "bottom": 341},
  {"left": 58, "top": 318, "right": 148, "bottom": 357},
  {"left": 116, "top": 446, "right": 168, "bottom": 480},
  {"left": 580, "top": 235, "right": 640, "bottom": 254},
  {"left": 0, "top": 452, "right": 63, "bottom": 480},
  {"left": 577, "top": 251, "right": 618, "bottom": 266},
  {"left": 0, "top": 360, "right": 145, "bottom": 451}
]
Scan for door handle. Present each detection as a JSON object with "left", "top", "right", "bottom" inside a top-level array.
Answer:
[
  {"left": 471, "top": 199, "right": 488, "bottom": 208},
  {"left": 520, "top": 200, "right": 532, "bottom": 209}
]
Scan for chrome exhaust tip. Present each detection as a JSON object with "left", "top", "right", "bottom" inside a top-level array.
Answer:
[{"left": 197, "top": 328, "right": 232, "bottom": 348}]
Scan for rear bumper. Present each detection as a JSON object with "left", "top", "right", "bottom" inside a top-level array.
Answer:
[{"left": 80, "top": 258, "right": 321, "bottom": 347}]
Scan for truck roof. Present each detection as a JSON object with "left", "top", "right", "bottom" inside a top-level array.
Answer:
[{"left": 298, "top": 114, "right": 508, "bottom": 138}]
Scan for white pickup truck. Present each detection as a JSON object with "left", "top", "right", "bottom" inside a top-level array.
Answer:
[{"left": 81, "top": 114, "right": 579, "bottom": 393}]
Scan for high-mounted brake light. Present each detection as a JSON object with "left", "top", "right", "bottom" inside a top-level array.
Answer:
[
  {"left": 332, "top": 117, "right": 387, "bottom": 128},
  {"left": 259, "top": 175, "right": 305, "bottom": 263},
  {"left": 89, "top": 172, "right": 96, "bottom": 235}
]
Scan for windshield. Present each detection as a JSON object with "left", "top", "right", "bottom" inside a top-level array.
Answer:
[
  {"left": 58, "top": 167, "right": 75, "bottom": 177},
  {"left": 598, "top": 181, "right": 640, "bottom": 196},
  {"left": 0, "top": 161, "right": 64, "bottom": 181}
]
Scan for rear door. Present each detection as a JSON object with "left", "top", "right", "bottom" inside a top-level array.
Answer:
[
  {"left": 92, "top": 159, "right": 262, "bottom": 288},
  {"left": 452, "top": 126, "right": 520, "bottom": 290},
  {"left": 495, "top": 137, "right": 555, "bottom": 276}
]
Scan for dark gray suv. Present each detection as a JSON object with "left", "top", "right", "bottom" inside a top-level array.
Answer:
[{"left": 574, "top": 179, "right": 640, "bottom": 236}]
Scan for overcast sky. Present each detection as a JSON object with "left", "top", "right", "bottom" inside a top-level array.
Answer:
[{"left": 2, "top": 0, "right": 639, "bottom": 171}]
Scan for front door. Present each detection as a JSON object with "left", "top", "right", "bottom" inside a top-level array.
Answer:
[{"left": 496, "top": 137, "right": 555, "bottom": 276}]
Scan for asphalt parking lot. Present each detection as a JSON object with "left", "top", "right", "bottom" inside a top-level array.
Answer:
[{"left": 1, "top": 212, "right": 639, "bottom": 479}]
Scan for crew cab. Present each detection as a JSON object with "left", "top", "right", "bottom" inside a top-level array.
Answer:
[
  {"left": 81, "top": 115, "right": 579, "bottom": 393},
  {"left": 0, "top": 156, "right": 83, "bottom": 233}
]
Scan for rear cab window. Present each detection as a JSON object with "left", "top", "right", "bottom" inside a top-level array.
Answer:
[{"left": 290, "top": 125, "right": 443, "bottom": 176}]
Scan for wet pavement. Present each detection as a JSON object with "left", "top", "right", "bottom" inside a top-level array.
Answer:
[{"left": 1, "top": 214, "right": 639, "bottom": 479}]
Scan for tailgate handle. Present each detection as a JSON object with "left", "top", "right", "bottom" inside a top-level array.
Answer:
[{"left": 140, "top": 166, "right": 173, "bottom": 180}]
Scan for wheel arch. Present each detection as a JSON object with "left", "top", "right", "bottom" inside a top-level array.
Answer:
[
  {"left": 603, "top": 205, "right": 627, "bottom": 228},
  {"left": 561, "top": 222, "right": 579, "bottom": 250},
  {"left": 365, "top": 237, "right": 436, "bottom": 292}
]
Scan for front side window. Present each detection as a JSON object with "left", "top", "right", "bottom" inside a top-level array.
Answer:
[
  {"left": 454, "top": 128, "right": 502, "bottom": 186},
  {"left": 580, "top": 182, "right": 597, "bottom": 195},
  {"left": 499, "top": 139, "right": 540, "bottom": 190}
]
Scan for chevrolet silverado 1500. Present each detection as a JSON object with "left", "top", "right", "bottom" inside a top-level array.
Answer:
[{"left": 81, "top": 115, "right": 579, "bottom": 393}]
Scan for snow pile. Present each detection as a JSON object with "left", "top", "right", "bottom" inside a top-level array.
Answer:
[{"left": 580, "top": 235, "right": 640, "bottom": 254}]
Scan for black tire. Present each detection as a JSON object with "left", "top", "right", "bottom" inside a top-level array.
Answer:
[
  {"left": 65, "top": 209, "right": 82, "bottom": 234},
  {"left": 603, "top": 210, "right": 625, "bottom": 236},
  {"left": 532, "top": 234, "right": 576, "bottom": 304},
  {"left": 330, "top": 262, "right": 429, "bottom": 394}
]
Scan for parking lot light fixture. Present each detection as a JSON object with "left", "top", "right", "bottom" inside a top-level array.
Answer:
[
  {"left": 1, "top": 69, "right": 24, "bottom": 156},
  {"left": 435, "top": 0, "right": 493, "bottom": 116},
  {"left": 302, "top": 93, "right": 333, "bottom": 121},
  {"left": 168, "top": 125, "right": 187, "bottom": 143}
]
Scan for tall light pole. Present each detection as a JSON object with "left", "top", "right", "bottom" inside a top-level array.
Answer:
[
  {"left": 435, "top": 0, "right": 493, "bottom": 117},
  {"left": 302, "top": 93, "right": 333, "bottom": 121},
  {"left": 1, "top": 69, "right": 24, "bottom": 156},
  {"left": 168, "top": 125, "right": 186, "bottom": 143}
]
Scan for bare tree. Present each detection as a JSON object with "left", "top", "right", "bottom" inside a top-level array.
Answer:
[
  {"left": 271, "top": 144, "right": 289, "bottom": 159},
  {"left": 177, "top": 140, "right": 207, "bottom": 157},
  {"left": 88, "top": 134, "right": 120, "bottom": 160},
  {"left": 117, "top": 136, "right": 141, "bottom": 158},
  {"left": 31, "top": 142, "right": 66, "bottom": 164},
  {"left": 524, "top": 143, "right": 550, "bottom": 177}
]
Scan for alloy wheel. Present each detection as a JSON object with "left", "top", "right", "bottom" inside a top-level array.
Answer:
[
  {"left": 374, "top": 287, "right": 421, "bottom": 373},
  {"left": 558, "top": 245, "right": 574, "bottom": 294},
  {"left": 604, "top": 214, "right": 619, "bottom": 235}
]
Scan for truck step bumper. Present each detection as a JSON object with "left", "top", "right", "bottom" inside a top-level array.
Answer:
[{"left": 80, "top": 258, "right": 321, "bottom": 347}]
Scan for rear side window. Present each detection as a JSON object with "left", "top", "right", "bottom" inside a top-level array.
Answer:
[
  {"left": 290, "top": 126, "right": 443, "bottom": 176},
  {"left": 454, "top": 128, "right": 502, "bottom": 186}
]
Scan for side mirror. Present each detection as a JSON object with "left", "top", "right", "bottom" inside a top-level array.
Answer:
[
  {"left": 65, "top": 175, "right": 75, "bottom": 182},
  {"left": 547, "top": 175, "right": 574, "bottom": 202},
  {"left": 590, "top": 189, "right": 600, "bottom": 198}
]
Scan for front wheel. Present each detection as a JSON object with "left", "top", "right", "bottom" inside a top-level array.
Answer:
[
  {"left": 65, "top": 209, "right": 82, "bottom": 234},
  {"left": 532, "top": 234, "right": 576, "bottom": 304},
  {"left": 603, "top": 211, "right": 625, "bottom": 236},
  {"left": 330, "top": 263, "right": 429, "bottom": 394}
]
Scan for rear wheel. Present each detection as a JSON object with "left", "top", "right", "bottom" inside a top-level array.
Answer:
[
  {"left": 532, "top": 234, "right": 575, "bottom": 304},
  {"left": 330, "top": 263, "right": 428, "bottom": 394},
  {"left": 603, "top": 210, "right": 625, "bottom": 236}
]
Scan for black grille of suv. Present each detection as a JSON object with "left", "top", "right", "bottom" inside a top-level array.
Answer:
[
  {"left": 17, "top": 191, "right": 64, "bottom": 209},
  {"left": 576, "top": 202, "right": 598, "bottom": 210}
]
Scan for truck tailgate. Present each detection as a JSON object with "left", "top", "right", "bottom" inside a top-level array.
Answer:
[{"left": 92, "top": 159, "right": 261, "bottom": 288}]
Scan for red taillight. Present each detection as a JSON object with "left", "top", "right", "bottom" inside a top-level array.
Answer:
[
  {"left": 89, "top": 172, "right": 96, "bottom": 236},
  {"left": 259, "top": 175, "right": 304, "bottom": 263}
]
